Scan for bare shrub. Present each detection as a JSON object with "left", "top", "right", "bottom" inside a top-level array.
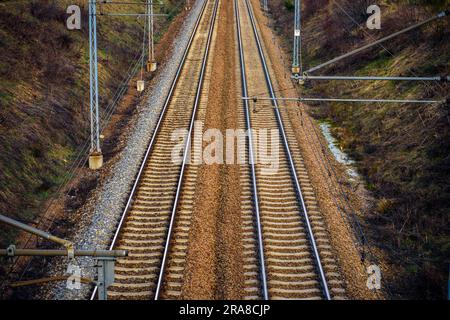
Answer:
[
  {"left": 303, "top": 0, "right": 327, "bottom": 19},
  {"left": 332, "top": 0, "right": 373, "bottom": 31},
  {"left": 29, "top": 0, "right": 65, "bottom": 22}
]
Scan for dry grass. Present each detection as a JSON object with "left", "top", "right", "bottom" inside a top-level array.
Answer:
[
  {"left": 268, "top": 0, "right": 449, "bottom": 299},
  {"left": 0, "top": 0, "right": 184, "bottom": 245}
]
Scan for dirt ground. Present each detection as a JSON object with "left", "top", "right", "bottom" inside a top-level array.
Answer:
[{"left": 181, "top": 0, "right": 245, "bottom": 300}]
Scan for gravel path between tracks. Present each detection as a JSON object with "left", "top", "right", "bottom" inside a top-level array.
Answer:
[
  {"left": 38, "top": 0, "right": 205, "bottom": 300},
  {"left": 249, "top": 0, "right": 385, "bottom": 299},
  {"left": 181, "top": 0, "right": 245, "bottom": 299}
]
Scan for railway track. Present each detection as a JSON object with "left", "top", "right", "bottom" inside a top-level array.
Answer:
[
  {"left": 235, "top": 0, "right": 346, "bottom": 300},
  {"left": 90, "top": 0, "right": 345, "bottom": 301},
  {"left": 90, "top": 0, "right": 219, "bottom": 300}
]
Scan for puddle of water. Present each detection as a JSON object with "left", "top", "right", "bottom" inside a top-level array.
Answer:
[{"left": 319, "top": 122, "right": 359, "bottom": 179}]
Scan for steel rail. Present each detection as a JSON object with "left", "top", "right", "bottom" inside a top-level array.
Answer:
[
  {"left": 243, "top": 0, "right": 331, "bottom": 300},
  {"left": 234, "top": 0, "right": 269, "bottom": 300},
  {"left": 89, "top": 0, "right": 209, "bottom": 300},
  {"left": 154, "top": 0, "right": 220, "bottom": 300}
]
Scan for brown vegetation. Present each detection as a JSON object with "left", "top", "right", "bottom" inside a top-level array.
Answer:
[
  {"left": 0, "top": 0, "right": 184, "bottom": 282},
  {"left": 268, "top": 0, "right": 449, "bottom": 299}
]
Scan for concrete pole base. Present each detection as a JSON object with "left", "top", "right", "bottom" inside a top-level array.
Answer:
[
  {"left": 89, "top": 152, "right": 103, "bottom": 170},
  {"left": 137, "top": 80, "right": 145, "bottom": 92},
  {"left": 147, "top": 61, "right": 157, "bottom": 72}
]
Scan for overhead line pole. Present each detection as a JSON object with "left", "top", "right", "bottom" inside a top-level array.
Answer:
[
  {"left": 292, "top": 0, "right": 301, "bottom": 75},
  {"left": 147, "top": 0, "right": 157, "bottom": 72},
  {"left": 88, "top": 1, "right": 167, "bottom": 169},
  {"left": 88, "top": 0, "right": 103, "bottom": 170},
  {"left": 304, "top": 10, "right": 448, "bottom": 75}
]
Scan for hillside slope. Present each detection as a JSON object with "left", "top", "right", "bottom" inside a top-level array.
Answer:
[
  {"left": 268, "top": 0, "right": 449, "bottom": 299},
  {"left": 0, "top": 0, "right": 183, "bottom": 245}
]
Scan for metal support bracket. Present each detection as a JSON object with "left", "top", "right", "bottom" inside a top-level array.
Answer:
[
  {"left": 0, "top": 214, "right": 75, "bottom": 258},
  {"left": 66, "top": 244, "right": 75, "bottom": 259},
  {"left": 95, "top": 257, "right": 116, "bottom": 300},
  {"left": 6, "top": 245, "right": 15, "bottom": 257}
]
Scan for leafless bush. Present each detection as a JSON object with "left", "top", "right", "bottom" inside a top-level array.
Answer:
[
  {"left": 57, "top": 34, "right": 74, "bottom": 50},
  {"left": 303, "top": 0, "right": 327, "bottom": 19},
  {"left": 29, "top": 0, "right": 65, "bottom": 22},
  {"left": 333, "top": 0, "right": 373, "bottom": 29}
]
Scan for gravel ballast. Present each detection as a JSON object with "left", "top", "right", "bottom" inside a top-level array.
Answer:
[
  {"left": 39, "top": 0, "right": 205, "bottom": 300},
  {"left": 181, "top": 0, "right": 245, "bottom": 299}
]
